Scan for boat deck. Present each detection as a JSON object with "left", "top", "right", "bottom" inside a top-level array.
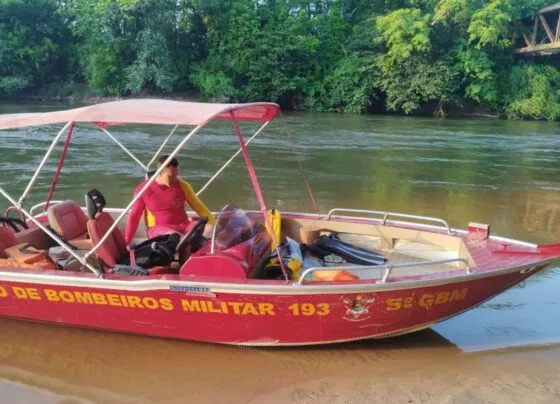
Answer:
[{"left": 329, "top": 233, "right": 463, "bottom": 279}]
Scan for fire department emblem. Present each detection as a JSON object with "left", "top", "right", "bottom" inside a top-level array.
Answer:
[{"left": 342, "top": 295, "right": 375, "bottom": 322}]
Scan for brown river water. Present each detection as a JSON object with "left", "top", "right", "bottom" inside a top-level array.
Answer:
[{"left": 0, "top": 101, "right": 559, "bottom": 403}]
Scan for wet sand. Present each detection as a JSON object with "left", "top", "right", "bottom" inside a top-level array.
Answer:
[{"left": 0, "top": 316, "right": 559, "bottom": 404}]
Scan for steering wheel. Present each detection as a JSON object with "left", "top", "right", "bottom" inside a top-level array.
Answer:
[
  {"left": 0, "top": 217, "right": 29, "bottom": 233},
  {"left": 176, "top": 217, "right": 209, "bottom": 254}
]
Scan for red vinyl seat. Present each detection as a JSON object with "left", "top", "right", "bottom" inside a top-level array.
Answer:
[
  {"left": 47, "top": 201, "right": 90, "bottom": 245},
  {"left": 87, "top": 212, "right": 165, "bottom": 275},
  {"left": 85, "top": 190, "right": 166, "bottom": 275},
  {"left": 87, "top": 212, "right": 127, "bottom": 268},
  {"left": 180, "top": 230, "right": 271, "bottom": 279}
]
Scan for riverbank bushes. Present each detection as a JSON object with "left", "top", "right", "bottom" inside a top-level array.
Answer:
[{"left": 0, "top": 0, "right": 558, "bottom": 120}]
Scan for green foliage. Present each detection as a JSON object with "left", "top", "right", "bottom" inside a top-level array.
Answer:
[
  {"left": 0, "top": 0, "right": 74, "bottom": 95},
  {"left": 86, "top": 49, "right": 126, "bottom": 96},
  {"left": 0, "top": 0, "right": 557, "bottom": 120},
  {"left": 374, "top": 7, "right": 459, "bottom": 114},
  {"left": 467, "top": 0, "right": 548, "bottom": 49},
  {"left": 455, "top": 44, "right": 498, "bottom": 104},
  {"left": 375, "top": 8, "right": 432, "bottom": 64},
  {"left": 63, "top": 0, "right": 202, "bottom": 95},
  {"left": 242, "top": 12, "right": 320, "bottom": 107},
  {"left": 126, "top": 30, "right": 177, "bottom": 94},
  {"left": 505, "top": 65, "right": 560, "bottom": 121},
  {"left": 0, "top": 76, "right": 29, "bottom": 95},
  {"left": 377, "top": 56, "right": 459, "bottom": 114},
  {"left": 189, "top": 0, "right": 261, "bottom": 101},
  {"left": 467, "top": 0, "right": 512, "bottom": 48},
  {"left": 317, "top": 54, "right": 380, "bottom": 113},
  {"left": 433, "top": 0, "right": 472, "bottom": 26},
  {"left": 190, "top": 67, "right": 235, "bottom": 101}
]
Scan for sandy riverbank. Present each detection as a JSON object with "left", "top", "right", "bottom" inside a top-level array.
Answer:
[{"left": 1, "top": 318, "right": 559, "bottom": 404}]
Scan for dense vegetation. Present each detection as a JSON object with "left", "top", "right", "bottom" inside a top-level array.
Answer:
[{"left": 1, "top": 0, "right": 559, "bottom": 120}]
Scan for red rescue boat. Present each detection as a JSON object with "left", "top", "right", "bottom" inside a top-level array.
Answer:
[{"left": 0, "top": 99, "right": 557, "bottom": 346}]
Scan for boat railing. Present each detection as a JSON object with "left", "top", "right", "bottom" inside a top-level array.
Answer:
[
  {"left": 29, "top": 200, "right": 66, "bottom": 216},
  {"left": 5, "top": 205, "right": 26, "bottom": 221},
  {"left": 326, "top": 208, "right": 453, "bottom": 235},
  {"left": 296, "top": 258, "right": 472, "bottom": 285}
]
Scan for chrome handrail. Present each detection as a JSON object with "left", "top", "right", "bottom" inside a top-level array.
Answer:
[
  {"left": 297, "top": 258, "right": 472, "bottom": 285},
  {"left": 30, "top": 200, "right": 66, "bottom": 216},
  {"left": 4, "top": 205, "right": 26, "bottom": 222},
  {"left": 326, "top": 208, "right": 453, "bottom": 235}
]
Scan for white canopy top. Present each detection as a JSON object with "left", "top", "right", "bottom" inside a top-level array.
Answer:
[{"left": 0, "top": 99, "right": 280, "bottom": 130}]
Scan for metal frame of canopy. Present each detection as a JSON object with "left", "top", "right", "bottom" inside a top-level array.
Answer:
[{"left": 0, "top": 100, "right": 281, "bottom": 278}]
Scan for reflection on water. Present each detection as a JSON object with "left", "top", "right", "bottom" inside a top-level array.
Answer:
[
  {"left": 0, "top": 101, "right": 559, "bottom": 401},
  {"left": 0, "top": 318, "right": 460, "bottom": 403},
  {"left": 434, "top": 268, "right": 560, "bottom": 352}
]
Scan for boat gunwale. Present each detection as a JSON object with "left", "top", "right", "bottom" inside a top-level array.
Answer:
[
  {"left": 0, "top": 256, "right": 552, "bottom": 296},
  {"left": 4, "top": 207, "right": 551, "bottom": 295}
]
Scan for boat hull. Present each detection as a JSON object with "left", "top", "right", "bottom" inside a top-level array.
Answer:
[{"left": 0, "top": 264, "right": 549, "bottom": 346}]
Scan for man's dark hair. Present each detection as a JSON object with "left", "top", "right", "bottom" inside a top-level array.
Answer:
[{"left": 157, "top": 155, "right": 179, "bottom": 167}]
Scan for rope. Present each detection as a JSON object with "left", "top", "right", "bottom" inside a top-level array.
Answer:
[{"left": 278, "top": 111, "right": 319, "bottom": 213}]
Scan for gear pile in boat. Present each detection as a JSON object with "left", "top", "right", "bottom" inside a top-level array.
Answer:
[
  {"left": 305, "top": 234, "right": 386, "bottom": 266},
  {"left": 262, "top": 233, "right": 386, "bottom": 280}
]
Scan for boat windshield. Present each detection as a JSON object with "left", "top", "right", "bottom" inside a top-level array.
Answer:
[{"left": 213, "top": 204, "right": 258, "bottom": 251}]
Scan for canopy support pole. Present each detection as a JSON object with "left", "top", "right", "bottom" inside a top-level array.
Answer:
[
  {"left": 147, "top": 124, "right": 180, "bottom": 169},
  {"left": 0, "top": 186, "right": 102, "bottom": 277},
  {"left": 18, "top": 121, "right": 73, "bottom": 206},
  {"left": 84, "top": 124, "right": 206, "bottom": 260},
  {"left": 99, "top": 127, "right": 148, "bottom": 171},
  {"left": 197, "top": 121, "right": 270, "bottom": 196},
  {"left": 230, "top": 112, "right": 289, "bottom": 282},
  {"left": 45, "top": 123, "right": 75, "bottom": 210}
]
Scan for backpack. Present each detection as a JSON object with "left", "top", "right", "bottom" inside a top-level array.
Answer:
[{"left": 131, "top": 233, "right": 180, "bottom": 268}]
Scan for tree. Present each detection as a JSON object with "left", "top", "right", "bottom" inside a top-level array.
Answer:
[
  {"left": 374, "top": 8, "right": 459, "bottom": 114},
  {"left": 0, "top": 0, "right": 74, "bottom": 95},
  {"left": 64, "top": 0, "right": 203, "bottom": 95},
  {"left": 0, "top": 0, "right": 557, "bottom": 121},
  {"left": 506, "top": 64, "right": 560, "bottom": 121}
]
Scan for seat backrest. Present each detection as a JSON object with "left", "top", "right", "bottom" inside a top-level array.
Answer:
[
  {"left": 180, "top": 229, "right": 271, "bottom": 279},
  {"left": 0, "top": 226, "right": 18, "bottom": 258},
  {"left": 85, "top": 189, "right": 107, "bottom": 220},
  {"left": 47, "top": 201, "right": 88, "bottom": 240},
  {"left": 87, "top": 212, "right": 127, "bottom": 268}
]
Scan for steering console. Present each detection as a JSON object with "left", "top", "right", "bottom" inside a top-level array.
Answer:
[{"left": 176, "top": 217, "right": 208, "bottom": 253}]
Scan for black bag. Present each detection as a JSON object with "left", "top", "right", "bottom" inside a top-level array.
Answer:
[
  {"left": 309, "top": 234, "right": 386, "bottom": 266},
  {"left": 132, "top": 233, "right": 180, "bottom": 268}
]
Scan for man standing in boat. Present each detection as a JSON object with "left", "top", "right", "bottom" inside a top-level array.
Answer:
[{"left": 124, "top": 155, "right": 215, "bottom": 245}]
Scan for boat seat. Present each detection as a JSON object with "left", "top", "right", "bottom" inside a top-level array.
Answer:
[
  {"left": 85, "top": 189, "right": 165, "bottom": 275},
  {"left": 47, "top": 200, "right": 91, "bottom": 248},
  {"left": 0, "top": 226, "right": 57, "bottom": 269},
  {"left": 180, "top": 230, "right": 271, "bottom": 279}
]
